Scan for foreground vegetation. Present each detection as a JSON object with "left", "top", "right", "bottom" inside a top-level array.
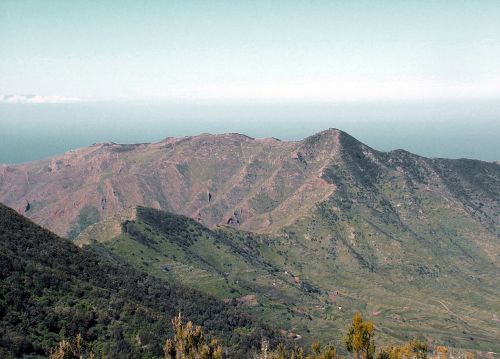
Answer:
[{"left": 49, "top": 312, "right": 477, "bottom": 359}]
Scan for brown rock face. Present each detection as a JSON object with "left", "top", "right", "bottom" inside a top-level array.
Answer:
[
  {"left": 2, "top": 128, "right": 498, "bottom": 246},
  {"left": 0, "top": 129, "right": 342, "bottom": 237}
]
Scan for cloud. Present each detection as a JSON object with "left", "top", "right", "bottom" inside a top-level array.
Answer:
[
  {"left": 0, "top": 95, "right": 82, "bottom": 104},
  {"left": 161, "top": 79, "right": 500, "bottom": 102}
]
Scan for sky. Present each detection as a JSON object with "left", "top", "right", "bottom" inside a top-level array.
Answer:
[
  {"left": 1, "top": 0, "right": 500, "bottom": 102},
  {"left": 1, "top": 1, "right": 499, "bottom": 163}
]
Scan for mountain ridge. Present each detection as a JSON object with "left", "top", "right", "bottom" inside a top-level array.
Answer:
[
  {"left": 0, "top": 128, "right": 341, "bottom": 236},
  {"left": 0, "top": 128, "right": 497, "bottom": 239}
]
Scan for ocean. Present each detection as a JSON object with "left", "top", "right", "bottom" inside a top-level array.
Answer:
[{"left": 1, "top": 100, "right": 499, "bottom": 164}]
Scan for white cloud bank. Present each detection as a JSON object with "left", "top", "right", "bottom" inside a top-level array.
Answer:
[
  {"left": 158, "top": 79, "right": 500, "bottom": 102},
  {"left": 0, "top": 95, "right": 82, "bottom": 104}
]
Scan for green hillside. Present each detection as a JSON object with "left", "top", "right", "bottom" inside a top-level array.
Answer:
[
  {"left": 0, "top": 203, "right": 283, "bottom": 358},
  {"left": 80, "top": 200, "right": 500, "bottom": 353},
  {"left": 82, "top": 207, "right": 319, "bottom": 343}
]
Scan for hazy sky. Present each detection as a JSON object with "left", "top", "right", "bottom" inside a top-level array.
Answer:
[{"left": 2, "top": 0, "right": 500, "bottom": 101}]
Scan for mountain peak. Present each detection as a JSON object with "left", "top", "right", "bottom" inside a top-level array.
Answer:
[
  {"left": 301, "top": 128, "right": 343, "bottom": 153},
  {"left": 304, "top": 128, "right": 344, "bottom": 140},
  {"left": 318, "top": 127, "right": 342, "bottom": 135},
  {"left": 1, "top": 128, "right": 498, "bottom": 240}
]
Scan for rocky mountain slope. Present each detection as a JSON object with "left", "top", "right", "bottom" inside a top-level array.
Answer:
[
  {"left": 1, "top": 130, "right": 341, "bottom": 237},
  {"left": 1, "top": 129, "right": 497, "bottom": 240}
]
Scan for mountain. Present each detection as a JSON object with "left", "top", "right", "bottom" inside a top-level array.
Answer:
[
  {"left": 1, "top": 129, "right": 499, "bottom": 352},
  {"left": 0, "top": 129, "right": 497, "bottom": 240},
  {"left": 0, "top": 131, "right": 339, "bottom": 237},
  {"left": 0, "top": 203, "right": 283, "bottom": 358}
]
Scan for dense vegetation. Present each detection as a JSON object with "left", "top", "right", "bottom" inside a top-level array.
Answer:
[{"left": 0, "top": 203, "right": 283, "bottom": 358}]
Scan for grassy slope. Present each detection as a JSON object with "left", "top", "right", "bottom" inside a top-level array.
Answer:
[
  {"left": 275, "top": 133, "right": 500, "bottom": 351},
  {"left": 83, "top": 202, "right": 499, "bottom": 353},
  {"left": 86, "top": 207, "right": 318, "bottom": 342}
]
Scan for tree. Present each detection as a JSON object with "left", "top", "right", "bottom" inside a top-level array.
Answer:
[
  {"left": 435, "top": 346, "right": 447, "bottom": 359},
  {"left": 48, "top": 334, "right": 95, "bottom": 359},
  {"left": 376, "top": 338, "right": 428, "bottom": 359},
  {"left": 344, "top": 313, "right": 376, "bottom": 359},
  {"left": 163, "top": 313, "right": 223, "bottom": 359}
]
